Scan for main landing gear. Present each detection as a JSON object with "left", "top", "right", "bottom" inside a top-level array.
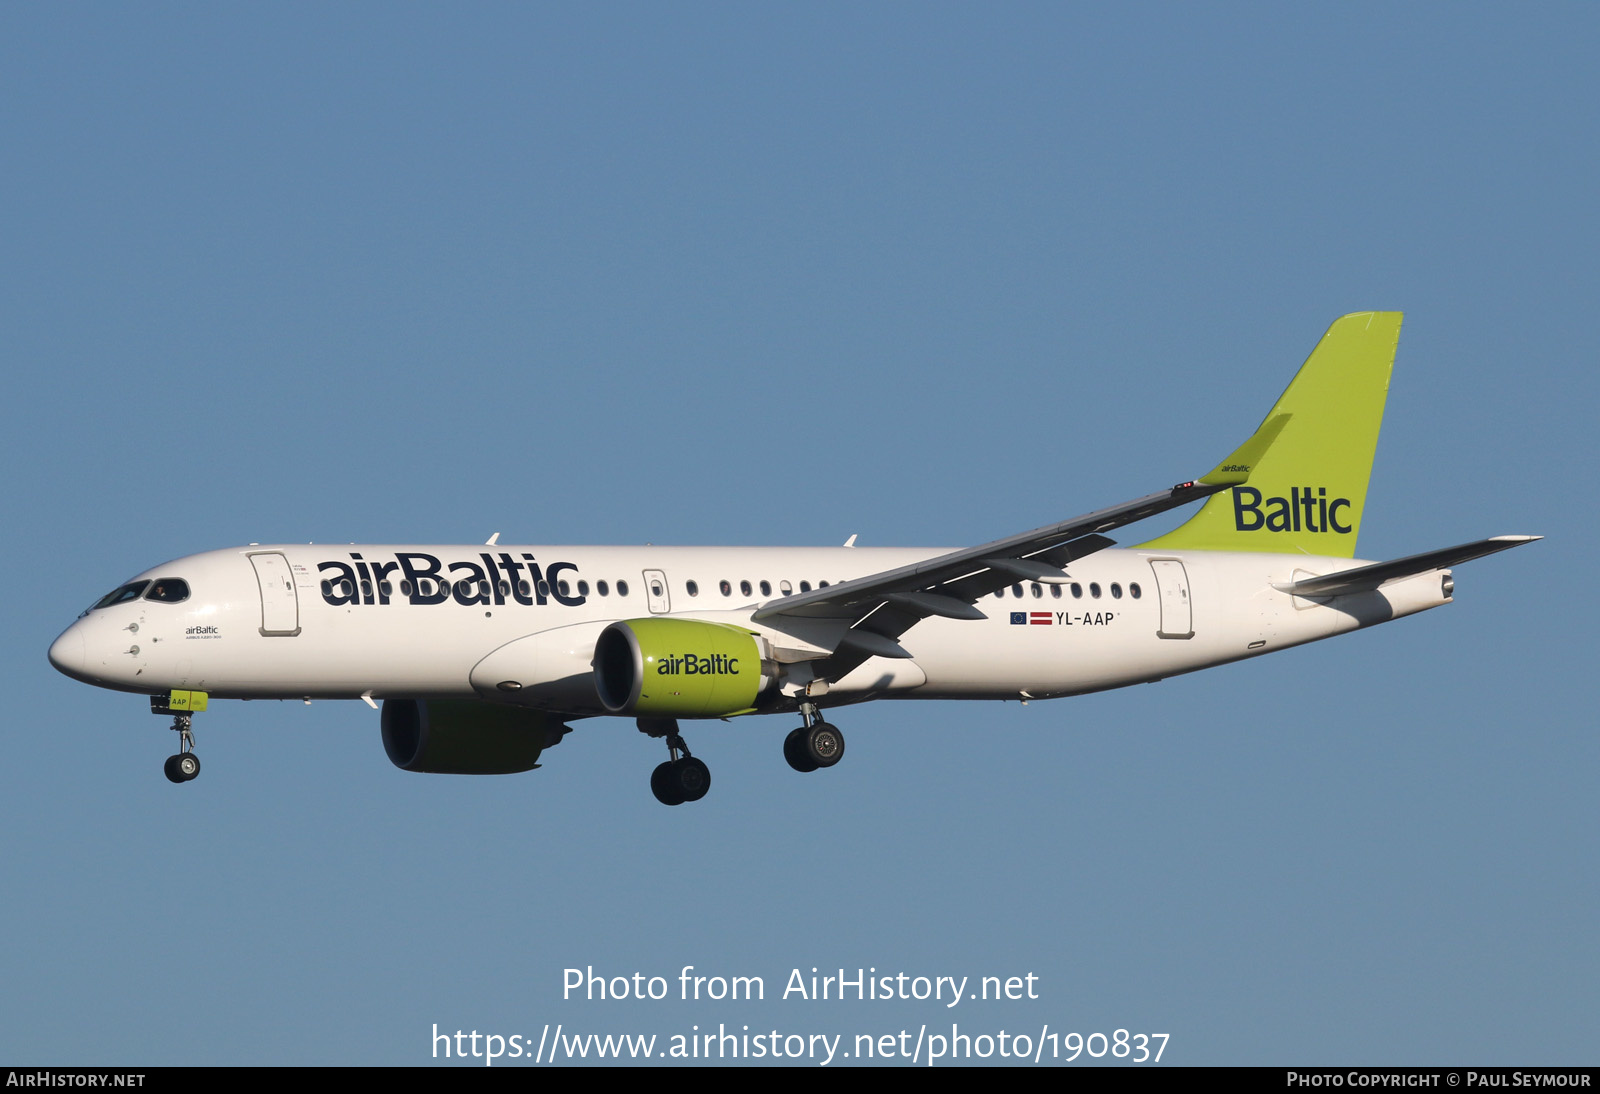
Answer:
[
  {"left": 638, "top": 718, "right": 710, "bottom": 807},
  {"left": 783, "top": 701, "right": 845, "bottom": 774},
  {"left": 637, "top": 703, "right": 848, "bottom": 806}
]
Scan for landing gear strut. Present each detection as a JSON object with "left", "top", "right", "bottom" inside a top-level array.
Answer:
[
  {"left": 784, "top": 701, "right": 845, "bottom": 773},
  {"left": 163, "top": 711, "right": 201, "bottom": 784},
  {"left": 153, "top": 693, "right": 205, "bottom": 784},
  {"left": 638, "top": 718, "right": 710, "bottom": 806}
]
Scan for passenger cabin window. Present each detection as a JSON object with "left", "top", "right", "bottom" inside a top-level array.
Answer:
[
  {"left": 1071, "top": 583, "right": 1083, "bottom": 599},
  {"left": 597, "top": 580, "right": 610, "bottom": 596},
  {"left": 685, "top": 580, "right": 699, "bottom": 597},
  {"left": 759, "top": 580, "right": 771, "bottom": 597},
  {"left": 1130, "top": 583, "right": 1142, "bottom": 599},
  {"left": 720, "top": 580, "right": 732, "bottom": 596},
  {"left": 1051, "top": 585, "right": 1062, "bottom": 599},
  {"left": 618, "top": 580, "right": 630, "bottom": 597},
  {"left": 740, "top": 580, "right": 752, "bottom": 597},
  {"left": 1090, "top": 583, "right": 1102, "bottom": 599},
  {"left": 780, "top": 580, "right": 792, "bottom": 595},
  {"left": 799, "top": 581, "right": 812, "bottom": 593}
]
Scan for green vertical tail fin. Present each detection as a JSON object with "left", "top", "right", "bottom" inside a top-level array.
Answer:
[{"left": 1139, "top": 311, "right": 1402, "bottom": 558}]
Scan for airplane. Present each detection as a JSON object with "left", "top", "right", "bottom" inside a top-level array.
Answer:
[{"left": 48, "top": 312, "right": 1539, "bottom": 805}]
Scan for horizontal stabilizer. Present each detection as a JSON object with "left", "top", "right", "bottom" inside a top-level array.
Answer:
[{"left": 1274, "top": 535, "right": 1542, "bottom": 597}]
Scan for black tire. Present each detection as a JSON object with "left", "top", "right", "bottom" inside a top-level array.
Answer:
[
  {"left": 163, "top": 755, "right": 186, "bottom": 784},
  {"left": 784, "top": 727, "right": 819, "bottom": 773},
  {"left": 676, "top": 757, "right": 711, "bottom": 802},
  {"left": 651, "top": 761, "right": 685, "bottom": 806},
  {"left": 806, "top": 722, "right": 845, "bottom": 768},
  {"left": 176, "top": 753, "right": 201, "bottom": 781}
]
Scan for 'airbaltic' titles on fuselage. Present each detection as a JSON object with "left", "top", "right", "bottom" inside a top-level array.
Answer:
[
  {"left": 653, "top": 653, "right": 741, "bottom": 676},
  {"left": 1233, "top": 486, "right": 1353, "bottom": 534},
  {"left": 317, "top": 552, "right": 585, "bottom": 608}
]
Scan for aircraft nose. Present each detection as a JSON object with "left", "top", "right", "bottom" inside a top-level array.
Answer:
[{"left": 48, "top": 625, "right": 88, "bottom": 682}]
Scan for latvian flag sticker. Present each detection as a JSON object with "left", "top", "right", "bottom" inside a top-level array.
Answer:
[{"left": 1010, "top": 612, "right": 1054, "bottom": 625}]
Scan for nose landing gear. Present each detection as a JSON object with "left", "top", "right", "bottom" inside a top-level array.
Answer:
[
  {"left": 163, "top": 736, "right": 200, "bottom": 783},
  {"left": 153, "top": 691, "right": 207, "bottom": 784}
]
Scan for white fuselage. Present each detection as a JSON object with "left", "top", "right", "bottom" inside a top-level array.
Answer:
[{"left": 48, "top": 542, "right": 1452, "bottom": 717}]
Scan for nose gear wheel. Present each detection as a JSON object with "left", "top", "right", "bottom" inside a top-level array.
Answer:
[{"left": 163, "top": 711, "right": 201, "bottom": 783}]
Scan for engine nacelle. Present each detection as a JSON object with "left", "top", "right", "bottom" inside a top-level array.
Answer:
[
  {"left": 380, "top": 698, "right": 567, "bottom": 774},
  {"left": 594, "top": 618, "right": 773, "bottom": 717}
]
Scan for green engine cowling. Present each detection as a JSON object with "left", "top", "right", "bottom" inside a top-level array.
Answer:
[
  {"left": 381, "top": 698, "right": 568, "bottom": 774},
  {"left": 594, "top": 618, "right": 773, "bottom": 717}
]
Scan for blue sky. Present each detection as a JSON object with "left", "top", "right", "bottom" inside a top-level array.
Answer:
[{"left": 2, "top": 4, "right": 1594, "bottom": 1066}]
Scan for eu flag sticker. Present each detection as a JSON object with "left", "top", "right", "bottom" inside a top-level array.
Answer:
[{"left": 1010, "top": 612, "right": 1026, "bottom": 625}]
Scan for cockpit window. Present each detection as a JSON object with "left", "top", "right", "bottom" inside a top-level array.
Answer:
[
  {"left": 144, "top": 578, "right": 190, "bottom": 604},
  {"left": 92, "top": 581, "right": 150, "bottom": 610}
]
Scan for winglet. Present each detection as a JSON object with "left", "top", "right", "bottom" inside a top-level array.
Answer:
[{"left": 1197, "top": 413, "right": 1291, "bottom": 486}]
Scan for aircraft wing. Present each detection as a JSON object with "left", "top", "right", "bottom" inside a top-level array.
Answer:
[
  {"left": 1272, "top": 535, "right": 1542, "bottom": 597},
  {"left": 755, "top": 414, "right": 1291, "bottom": 678}
]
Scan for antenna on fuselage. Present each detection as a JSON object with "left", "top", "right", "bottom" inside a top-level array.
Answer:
[{"left": 486, "top": 532, "right": 500, "bottom": 546}]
